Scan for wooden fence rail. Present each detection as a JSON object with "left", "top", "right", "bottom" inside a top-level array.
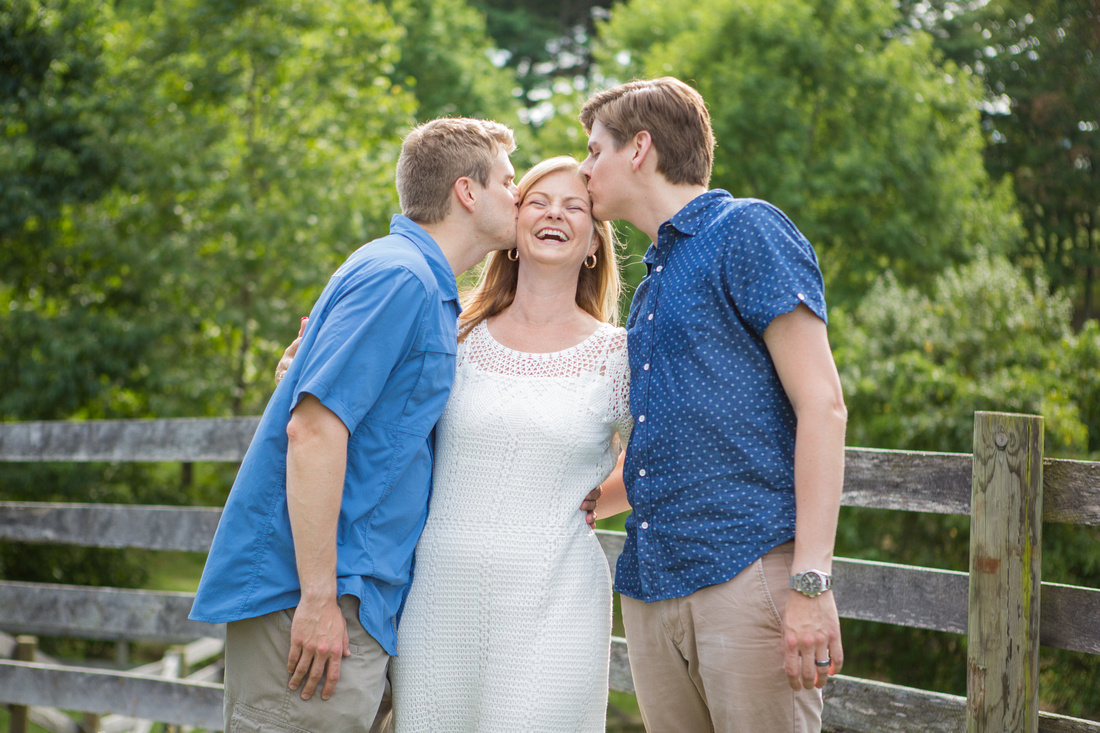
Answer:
[{"left": 2, "top": 413, "right": 1100, "bottom": 732}]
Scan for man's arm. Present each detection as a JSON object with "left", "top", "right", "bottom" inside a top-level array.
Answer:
[
  {"left": 284, "top": 394, "right": 352, "bottom": 701},
  {"left": 592, "top": 450, "right": 631, "bottom": 524},
  {"left": 763, "top": 303, "right": 847, "bottom": 691}
]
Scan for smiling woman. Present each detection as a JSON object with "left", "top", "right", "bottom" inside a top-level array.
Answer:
[{"left": 388, "top": 155, "right": 634, "bottom": 733}]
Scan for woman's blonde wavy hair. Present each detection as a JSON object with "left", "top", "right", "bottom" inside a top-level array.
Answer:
[{"left": 458, "top": 156, "right": 621, "bottom": 341}]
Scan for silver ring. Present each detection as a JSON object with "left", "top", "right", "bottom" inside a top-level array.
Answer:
[{"left": 814, "top": 659, "right": 831, "bottom": 667}]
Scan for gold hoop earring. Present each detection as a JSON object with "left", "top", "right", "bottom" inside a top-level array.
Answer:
[
  {"left": 583, "top": 253, "right": 597, "bottom": 269},
  {"left": 507, "top": 248, "right": 519, "bottom": 262}
]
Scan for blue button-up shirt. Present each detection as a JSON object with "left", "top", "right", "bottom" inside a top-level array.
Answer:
[
  {"left": 615, "top": 191, "right": 827, "bottom": 602},
  {"left": 191, "top": 215, "right": 460, "bottom": 654}
]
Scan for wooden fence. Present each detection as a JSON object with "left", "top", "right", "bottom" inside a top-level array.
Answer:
[{"left": 1, "top": 411, "right": 1099, "bottom": 732}]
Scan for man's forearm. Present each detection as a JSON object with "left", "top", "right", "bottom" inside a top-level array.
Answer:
[
  {"left": 286, "top": 395, "right": 350, "bottom": 598},
  {"left": 791, "top": 401, "right": 846, "bottom": 573}
]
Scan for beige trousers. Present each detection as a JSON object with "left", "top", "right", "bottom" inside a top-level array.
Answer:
[
  {"left": 621, "top": 542, "right": 823, "bottom": 733},
  {"left": 223, "top": 595, "right": 393, "bottom": 733}
]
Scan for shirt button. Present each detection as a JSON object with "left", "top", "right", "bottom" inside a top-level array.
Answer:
[
  {"left": 643, "top": 363, "right": 650, "bottom": 371},
  {"left": 638, "top": 414, "right": 646, "bottom": 422},
  {"left": 798, "top": 292, "right": 806, "bottom": 301},
  {"left": 655, "top": 265, "right": 663, "bottom": 272},
  {"left": 638, "top": 468, "right": 647, "bottom": 477},
  {"left": 641, "top": 521, "right": 650, "bottom": 529},
  {"left": 647, "top": 313, "right": 654, "bottom": 321}
]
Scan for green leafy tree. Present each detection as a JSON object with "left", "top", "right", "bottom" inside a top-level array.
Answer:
[
  {"left": 593, "top": 0, "right": 1023, "bottom": 304},
  {"left": 0, "top": 0, "right": 146, "bottom": 420},
  {"left": 977, "top": 0, "right": 1098, "bottom": 321},
  {"left": 99, "top": 0, "right": 419, "bottom": 417},
  {"left": 834, "top": 255, "right": 1088, "bottom": 456},
  {"left": 382, "top": 0, "right": 519, "bottom": 123},
  {"left": 896, "top": 0, "right": 1099, "bottom": 322},
  {"left": 472, "top": 0, "right": 611, "bottom": 107}
]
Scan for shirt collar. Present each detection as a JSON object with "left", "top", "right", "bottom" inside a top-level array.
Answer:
[
  {"left": 662, "top": 189, "right": 733, "bottom": 238},
  {"left": 389, "top": 214, "right": 461, "bottom": 306}
]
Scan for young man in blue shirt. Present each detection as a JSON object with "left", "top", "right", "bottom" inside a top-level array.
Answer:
[
  {"left": 580, "top": 78, "right": 848, "bottom": 731},
  {"left": 190, "top": 118, "right": 520, "bottom": 733}
]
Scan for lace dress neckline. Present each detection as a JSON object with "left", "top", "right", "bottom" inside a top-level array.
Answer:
[{"left": 478, "top": 318, "right": 611, "bottom": 359}]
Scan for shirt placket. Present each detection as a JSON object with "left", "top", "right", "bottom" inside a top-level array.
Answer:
[{"left": 633, "top": 224, "right": 676, "bottom": 597}]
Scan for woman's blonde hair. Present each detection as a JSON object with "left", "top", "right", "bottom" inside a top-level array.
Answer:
[{"left": 459, "top": 156, "right": 621, "bottom": 340}]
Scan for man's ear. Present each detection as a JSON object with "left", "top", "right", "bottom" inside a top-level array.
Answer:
[
  {"left": 630, "top": 130, "right": 654, "bottom": 173},
  {"left": 454, "top": 176, "right": 478, "bottom": 214}
]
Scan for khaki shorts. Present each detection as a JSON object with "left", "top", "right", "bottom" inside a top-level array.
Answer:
[
  {"left": 621, "top": 542, "right": 823, "bottom": 733},
  {"left": 223, "top": 595, "right": 393, "bottom": 733}
]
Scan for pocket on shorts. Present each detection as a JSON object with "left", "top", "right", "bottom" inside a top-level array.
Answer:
[{"left": 230, "top": 702, "right": 310, "bottom": 733}]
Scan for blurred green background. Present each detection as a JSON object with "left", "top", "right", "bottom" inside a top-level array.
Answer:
[{"left": 3, "top": 0, "right": 1098, "bottom": 724}]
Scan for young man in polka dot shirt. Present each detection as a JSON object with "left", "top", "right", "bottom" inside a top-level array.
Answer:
[{"left": 580, "top": 77, "right": 847, "bottom": 732}]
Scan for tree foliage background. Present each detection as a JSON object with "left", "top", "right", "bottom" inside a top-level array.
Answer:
[{"left": 2, "top": 0, "right": 1098, "bottom": 719}]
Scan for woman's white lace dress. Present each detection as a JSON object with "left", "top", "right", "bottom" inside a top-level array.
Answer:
[{"left": 391, "top": 319, "right": 632, "bottom": 733}]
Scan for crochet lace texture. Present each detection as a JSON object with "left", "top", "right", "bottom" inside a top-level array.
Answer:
[{"left": 391, "top": 319, "right": 632, "bottom": 732}]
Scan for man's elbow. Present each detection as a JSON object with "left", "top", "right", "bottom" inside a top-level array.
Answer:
[
  {"left": 831, "top": 394, "right": 848, "bottom": 426},
  {"left": 287, "top": 396, "right": 347, "bottom": 447},
  {"left": 798, "top": 391, "right": 847, "bottom": 429}
]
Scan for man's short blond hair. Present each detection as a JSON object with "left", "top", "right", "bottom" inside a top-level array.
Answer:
[
  {"left": 580, "top": 77, "right": 715, "bottom": 187},
  {"left": 396, "top": 118, "right": 517, "bottom": 224}
]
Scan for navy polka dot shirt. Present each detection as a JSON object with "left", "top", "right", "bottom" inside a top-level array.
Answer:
[{"left": 616, "top": 190, "right": 828, "bottom": 602}]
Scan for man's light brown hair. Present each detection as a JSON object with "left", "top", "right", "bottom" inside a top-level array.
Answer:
[
  {"left": 396, "top": 118, "right": 517, "bottom": 224},
  {"left": 579, "top": 77, "right": 715, "bottom": 187}
]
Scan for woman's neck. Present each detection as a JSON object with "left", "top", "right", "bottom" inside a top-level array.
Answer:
[{"left": 488, "top": 268, "right": 598, "bottom": 352}]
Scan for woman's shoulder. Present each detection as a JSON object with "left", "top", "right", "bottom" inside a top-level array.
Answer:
[
  {"left": 595, "top": 322, "right": 627, "bottom": 348},
  {"left": 588, "top": 323, "right": 628, "bottom": 373}
]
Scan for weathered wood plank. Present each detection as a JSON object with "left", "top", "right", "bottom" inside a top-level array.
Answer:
[
  {"left": 0, "top": 417, "right": 258, "bottom": 462},
  {"left": 1040, "top": 582, "right": 1100, "bottom": 654},
  {"left": 0, "top": 502, "right": 222, "bottom": 551},
  {"left": 822, "top": 675, "right": 965, "bottom": 732},
  {"left": 842, "top": 447, "right": 972, "bottom": 515},
  {"left": 967, "top": 412, "right": 1044, "bottom": 732},
  {"left": 1043, "top": 458, "right": 1100, "bottom": 526},
  {"left": 1, "top": 417, "right": 1095, "bottom": 524},
  {"left": 823, "top": 678, "right": 1100, "bottom": 733},
  {"left": 0, "top": 660, "right": 223, "bottom": 729},
  {"left": 1039, "top": 713, "right": 1100, "bottom": 733},
  {"left": 834, "top": 558, "right": 969, "bottom": 634},
  {"left": 0, "top": 582, "right": 223, "bottom": 643}
]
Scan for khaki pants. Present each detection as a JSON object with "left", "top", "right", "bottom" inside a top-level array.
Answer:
[
  {"left": 621, "top": 542, "right": 823, "bottom": 733},
  {"left": 223, "top": 595, "right": 393, "bottom": 733}
]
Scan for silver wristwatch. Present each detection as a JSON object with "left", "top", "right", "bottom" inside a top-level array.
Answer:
[{"left": 790, "top": 569, "right": 833, "bottom": 598}]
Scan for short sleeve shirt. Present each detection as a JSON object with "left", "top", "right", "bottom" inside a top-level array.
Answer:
[
  {"left": 615, "top": 191, "right": 827, "bottom": 602},
  {"left": 190, "top": 215, "right": 459, "bottom": 654}
]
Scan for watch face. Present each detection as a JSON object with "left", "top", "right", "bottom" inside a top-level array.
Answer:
[{"left": 801, "top": 573, "right": 823, "bottom": 594}]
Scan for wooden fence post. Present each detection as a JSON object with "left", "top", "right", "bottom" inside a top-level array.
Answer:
[
  {"left": 967, "top": 412, "right": 1044, "bottom": 733},
  {"left": 10, "top": 635, "right": 37, "bottom": 733}
]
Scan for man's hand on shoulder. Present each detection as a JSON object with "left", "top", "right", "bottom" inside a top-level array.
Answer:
[{"left": 275, "top": 317, "right": 307, "bottom": 385}]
